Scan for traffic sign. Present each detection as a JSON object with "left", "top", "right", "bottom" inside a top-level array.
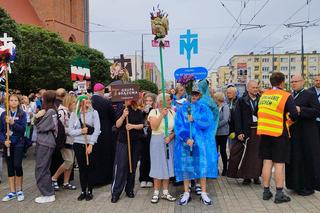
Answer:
[{"left": 174, "top": 67, "right": 208, "bottom": 80}]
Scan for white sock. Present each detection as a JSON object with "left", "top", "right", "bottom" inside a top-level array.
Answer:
[
  {"left": 201, "top": 192, "right": 211, "bottom": 202},
  {"left": 181, "top": 192, "right": 190, "bottom": 202},
  {"left": 154, "top": 190, "right": 160, "bottom": 196},
  {"left": 163, "top": 189, "right": 169, "bottom": 195}
]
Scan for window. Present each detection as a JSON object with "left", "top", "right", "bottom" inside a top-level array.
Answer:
[
  {"left": 280, "top": 58, "right": 288, "bottom": 63},
  {"left": 274, "top": 57, "right": 278, "bottom": 62},
  {"left": 248, "top": 58, "right": 252, "bottom": 62},
  {"left": 290, "top": 66, "right": 296, "bottom": 71},
  {"left": 290, "top": 57, "right": 295, "bottom": 62},
  {"left": 262, "top": 58, "right": 270, "bottom": 63},
  {"left": 262, "top": 67, "right": 270, "bottom": 72},
  {"left": 309, "top": 66, "right": 317, "bottom": 71},
  {"left": 309, "top": 57, "right": 317, "bottom": 63},
  {"left": 254, "top": 58, "right": 259, "bottom": 62},
  {"left": 273, "top": 66, "right": 277, "bottom": 71},
  {"left": 281, "top": 66, "right": 288, "bottom": 71},
  {"left": 254, "top": 66, "right": 259, "bottom": 71}
]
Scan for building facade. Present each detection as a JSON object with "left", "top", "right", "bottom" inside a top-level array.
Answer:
[
  {"left": 217, "top": 65, "right": 231, "bottom": 87},
  {"left": 0, "top": 0, "right": 89, "bottom": 45},
  {"left": 208, "top": 70, "right": 218, "bottom": 89},
  {"left": 229, "top": 51, "right": 320, "bottom": 88}
]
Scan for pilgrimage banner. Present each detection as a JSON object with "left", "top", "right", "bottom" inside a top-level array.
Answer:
[{"left": 111, "top": 84, "right": 139, "bottom": 102}]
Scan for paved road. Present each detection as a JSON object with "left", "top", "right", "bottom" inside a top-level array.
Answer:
[{"left": 0, "top": 147, "right": 319, "bottom": 213}]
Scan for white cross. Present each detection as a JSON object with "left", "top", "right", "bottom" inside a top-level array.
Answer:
[{"left": 0, "top": 33, "right": 13, "bottom": 49}]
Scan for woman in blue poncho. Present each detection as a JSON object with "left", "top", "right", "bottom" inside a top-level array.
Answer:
[{"left": 174, "top": 82, "right": 218, "bottom": 206}]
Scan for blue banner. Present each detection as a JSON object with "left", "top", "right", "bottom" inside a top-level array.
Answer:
[{"left": 174, "top": 67, "right": 208, "bottom": 80}]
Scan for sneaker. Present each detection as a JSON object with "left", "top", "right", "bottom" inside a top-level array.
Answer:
[
  {"left": 17, "top": 191, "right": 25, "bottom": 202},
  {"left": 2, "top": 192, "right": 16, "bottom": 202},
  {"left": 178, "top": 192, "right": 191, "bottom": 206},
  {"left": 146, "top": 182, "right": 153, "bottom": 188},
  {"left": 200, "top": 193, "right": 212, "bottom": 206},
  {"left": 52, "top": 180, "right": 59, "bottom": 190},
  {"left": 35, "top": 195, "right": 55, "bottom": 204},
  {"left": 140, "top": 181, "right": 147, "bottom": 188},
  {"left": 262, "top": 191, "right": 273, "bottom": 200},
  {"left": 274, "top": 194, "right": 291, "bottom": 204},
  {"left": 195, "top": 185, "right": 202, "bottom": 196}
]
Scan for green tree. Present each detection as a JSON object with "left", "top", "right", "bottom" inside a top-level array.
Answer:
[
  {"left": 0, "top": 7, "right": 21, "bottom": 45},
  {"left": 133, "top": 79, "right": 158, "bottom": 94},
  {"left": 11, "top": 25, "right": 74, "bottom": 93}
]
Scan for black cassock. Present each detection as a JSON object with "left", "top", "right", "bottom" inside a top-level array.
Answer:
[
  {"left": 91, "top": 94, "right": 116, "bottom": 186},
  {"left": 286, "top": 89, "right": 320, "bottom": 192}
]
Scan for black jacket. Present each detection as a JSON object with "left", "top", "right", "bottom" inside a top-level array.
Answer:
[
  {"left": 234, "top": 93, "right": 259, "bottom": 138},
  {"left": 228, "top": 97, "right": 238, "bottom": 133}
]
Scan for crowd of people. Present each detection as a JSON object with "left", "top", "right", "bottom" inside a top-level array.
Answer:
[{"left": 0, "top": 72, "right": 319, "bottom": 206}]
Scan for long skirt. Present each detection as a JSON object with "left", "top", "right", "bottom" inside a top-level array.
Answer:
[
  {"left": 227, "top": 128, "right": 263, "bottom": 179},
  {"left": 149, "top": 134, "right": 174, "bottom": 179}
]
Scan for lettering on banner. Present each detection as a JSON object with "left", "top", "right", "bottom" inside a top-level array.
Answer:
[{"left": 258, "top": 94, "right": 282, "bottom": 110}]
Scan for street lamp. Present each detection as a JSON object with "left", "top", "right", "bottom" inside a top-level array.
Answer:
[
  {"left": 141, "top": 33, "right": 153, "bottom": 79},
  {"left": 135, "top": 50, "right": 142, "bottom": 80}
]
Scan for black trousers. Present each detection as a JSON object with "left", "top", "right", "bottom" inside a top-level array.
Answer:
[
  {"left": 74, "top": 143, "right": 94, "bottom": 193},
  {"left": 139, "top": 135, "right": 152, "bottom": 182},
  {"left": 5, "top": 146, "right": 24, "bottom": 177},
  {"left": 112, "top": 141, "right": 141, "bottom": 197},
  {"left": 216, "top": 135, "right": 228, "bottom": 171}
]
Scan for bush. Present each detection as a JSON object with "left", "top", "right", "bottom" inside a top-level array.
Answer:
[{"left": 133, "top": 79, "right": 158, "bottom": 94}]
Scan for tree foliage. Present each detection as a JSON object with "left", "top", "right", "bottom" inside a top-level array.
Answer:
[
  {"left": 133, "top": 79, "right": 158, "bottom": 94},
  {"left": 0, "top": 7, "right": 112, "bottom": 94},
  {"left": 11, "top": 25, "right": 74, "bottom": 93},
  {"left": 0, "top": 7, "right": 21, "bottom": 45}
]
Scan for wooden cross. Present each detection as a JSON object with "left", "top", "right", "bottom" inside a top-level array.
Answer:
[{"left": 114, "top": 54, "right": 132, "bottom": 76}]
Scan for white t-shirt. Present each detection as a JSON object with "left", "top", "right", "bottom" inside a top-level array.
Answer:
[{"left": 148, "top": 108, "right": 175, "bottom": 135}]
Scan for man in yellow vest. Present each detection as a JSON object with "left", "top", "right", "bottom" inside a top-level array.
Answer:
[{"left": 257, "top": 72, "right": 299, "bottom": 204}]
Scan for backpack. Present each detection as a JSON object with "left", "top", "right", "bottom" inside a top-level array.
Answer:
[{"left": 54, "top": 109, "right": 67, "bottom": 149}]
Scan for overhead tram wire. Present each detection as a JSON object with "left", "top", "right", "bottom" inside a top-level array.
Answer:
[
  {"left": 257, "top": 1, "right": 317, "bottom": 54},
  {"left": 206, "top": 0, "right": 251, "bottom": 69},
  {"left": 208, "top": 0, "right": 270, "bottom": 70},
  {"left": 247, "top": 0, "right": 312, "bottom": 53},
  {"left": 208, "top": 0, "right": 271, "bottom": 70}
]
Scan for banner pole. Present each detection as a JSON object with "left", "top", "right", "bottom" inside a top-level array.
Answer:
[{"left": 159, "top": 46, "right": 169, "bottom": 159}]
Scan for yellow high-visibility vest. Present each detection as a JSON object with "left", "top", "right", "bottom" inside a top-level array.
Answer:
[{"left": 257, "top": 89, "right": 290, "bottom": 137}]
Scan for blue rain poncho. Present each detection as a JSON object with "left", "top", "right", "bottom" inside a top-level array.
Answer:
[{"left": 174, "top": 100, "right": 219, "bottom": 182}]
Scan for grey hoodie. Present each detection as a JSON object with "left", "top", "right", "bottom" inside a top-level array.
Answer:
[
  {"left": 68, "top": 109, "right": 101, "bottom": 145},
  {"left": 35, "top": 108, "right": 57, "bottom": 148}
]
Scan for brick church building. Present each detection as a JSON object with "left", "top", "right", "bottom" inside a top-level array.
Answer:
[{"left": 0, "top": 0, "right": 89, "bottom": 45}]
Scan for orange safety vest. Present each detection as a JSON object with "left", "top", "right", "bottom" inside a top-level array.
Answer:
[{"left": 257, "top": 89, "right": 291, "bottom": 137}]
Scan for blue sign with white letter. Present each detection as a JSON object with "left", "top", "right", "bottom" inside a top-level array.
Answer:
[
  {"left": 180, "top": 29, "right": 198, "bottom": 68},
  {"left": 174, "top": 67, "right": 208, "bottom": 80}
]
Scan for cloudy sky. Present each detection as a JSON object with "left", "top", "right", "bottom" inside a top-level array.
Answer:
[{"left": 89, "top": 0, "right": 320, "bottom": 80}]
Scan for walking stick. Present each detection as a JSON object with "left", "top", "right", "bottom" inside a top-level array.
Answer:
[
  {"left": 5, "top": 69, "right": 10, "bottom": 157},
  {"left": 82, "top": 103, "right": 89, "bottom": 166},
  {"left": 125, "top": 103, "right": 133, "bottom": 173}
]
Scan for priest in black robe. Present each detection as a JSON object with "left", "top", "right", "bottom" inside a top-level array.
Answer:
[
  {"left": 286, "top": 75, "right": 320, "bottom": 196},
  {"left": 91, "top": 83, "right": 116, "bottom": 186}
]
